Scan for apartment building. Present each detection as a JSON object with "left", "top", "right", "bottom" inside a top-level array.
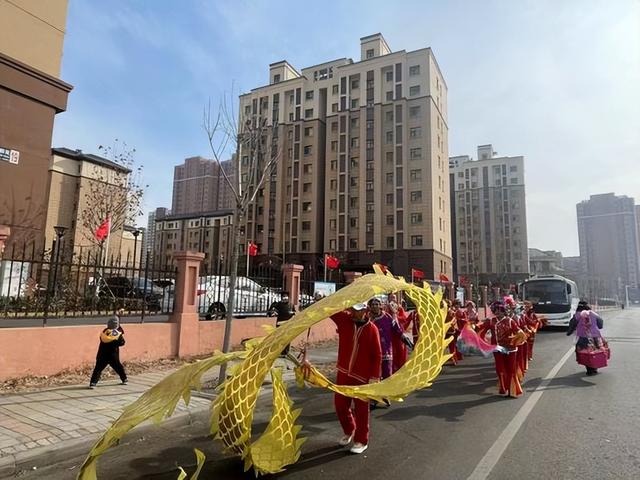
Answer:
[
  {"left": 577, "top": 193, "right": 640, "bottom": 298},
  {"left": 171, "top": 156, "right": 235, "bottom": 215},
  {"left": 449, "top": 145, "right": 529, "bottom": 285},
  {"left": 238, "top": 34, "right": 451, "bottom": 279},
  {"left": 0, "top": 0, "right": 72, "bottom": 249},
  {"left": 154, "top": 210, "right": 234, "bottom": 273}
]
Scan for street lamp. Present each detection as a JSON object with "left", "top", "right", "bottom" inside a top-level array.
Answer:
[
  {"left": 132, "top": 229, "right": 141, "bottom": 271},
  {"left": 51, "top": 225, "right": 67, "bottom": 295}
]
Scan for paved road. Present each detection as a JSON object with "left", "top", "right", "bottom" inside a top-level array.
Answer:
[{"left": 15, "top": 309, "right": 640, "bottom": 480}]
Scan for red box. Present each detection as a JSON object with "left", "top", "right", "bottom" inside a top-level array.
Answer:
[{"left": 576, "top": 350, "right": 608, "bottom": 369}]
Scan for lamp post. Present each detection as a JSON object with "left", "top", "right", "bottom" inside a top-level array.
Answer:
[
  {"left": 51, "top": 225, "right": 67, "bottom": 296},
  {"left": 625, "top": 284, "right": 630, "bottom": 309},
  {"left": 132, "top": 229, "right": 141, "bottom": 272}
]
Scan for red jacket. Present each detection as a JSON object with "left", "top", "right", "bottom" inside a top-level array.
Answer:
[{"left": 331, "top": 311, "right": 382, "bottom": 384}]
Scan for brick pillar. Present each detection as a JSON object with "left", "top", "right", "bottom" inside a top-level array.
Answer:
[
  {"left": 492, "top": 287, "right": 501, "bottom": 302},
  {"left": 0, "top": 225, "right": 9, "bottom": 259},
  {"left": 448, "top": 283, "right": 456, "bottom": 301},
  {"left": 480, "top": 286, "right": 488, "bottom": 317},
  {"left": 343, "top": 271, "right": 362, "bottom": 284},
  {"left": 464, "top": 285, "right": 473, "bottom": 303},
  {"left": 282, "top": 264, "right": 304, "bottom": 310},
  {"left": 172, "top": 251, "right": 205, "bottom": 357}
]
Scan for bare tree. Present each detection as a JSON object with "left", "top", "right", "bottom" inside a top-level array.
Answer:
[
  {"left": 203, "top": 91, "right": 283, "bottom": 383},
  {"left": 79, "top": 141, "right": 146, "bottom": 253}
]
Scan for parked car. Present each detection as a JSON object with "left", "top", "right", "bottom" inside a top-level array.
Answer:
[{"left": 98, "top": 276, "right": 164, "bottom": 311}]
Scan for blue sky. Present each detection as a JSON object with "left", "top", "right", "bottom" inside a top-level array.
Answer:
[{"left": 53, "top": 0, "right": 640, "bottom": 256}]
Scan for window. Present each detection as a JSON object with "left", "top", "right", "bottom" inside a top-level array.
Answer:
[
  {"left": 332, "top": 84, "right": 339, "bottom": 94},
  {"left": 385, "top": 131, "right": 394, "bottom": 144},
  {"left": 332, "top": 103, "right": 338, "bottom": 113},
  {"left": 305, "top": 108, "right": 314, "bottom": 118},
  {"left": 350, "top": 177, "right": 358, "bottom": 187},
  {"left": 366, "top": 181, "right": 373, "bottom": 190},
  {"left": 386, "top": 215, "right": 394, "bottom": 225},
  {"left": 305, "top": 90, "right": 314, "bottom": 100},
  {"left": 244, "top": 105, "right": 251, "bottom": 116},
  {"left": 366, "top": 48, "right": 374, "bottom": 59},
  {"left": 304, "top": 126, "right": 313, "bottom": 137},
  {"left": 273, "top": 74, "right": 281, "bottom": 83},
  {"left": 409, "top": 65, "right": 420, "bottom": 76},
  {"left": 303, "top": 182, "right": 311, "bottom": 192},
  {"left": 386, "top": 151, "right": 393, "bottom": 163},
  {"left": 386, "top": 71, "right": 393, "bottom": 82},
  {"left": 329, "top": 239, "right": 336, "bottom": 249},
  {"left": 410, "top": 212, "right": 423, "bottom": 224},
  {"left": 330, "top": 179, "right": 337, "bottom": 190},
  {"left": 331, "top": 121, "right": 338, "bottom": 133},
  {"left": 351, "top": 137, "right": 359, "bottom": 148},
  {"left": 410, "top": 191, "right": 422, "bottom": 202},
  {"left": 386, "top": 172, "right": 394, "bottom": 184},
  {"left": 385, "top": 111, "right": 394, "bottom": 122},
  {"left": 350, "top": 157, "right": 359, "bottom": 168},
  {"left": 510, "top": 165, "right": 518, "bottom": 172},
  {"left": 329, "top": 219, "right": 337, "bottom": 229},
  {"left": 409, "top": 105, "right": 421, "bottom": 118},
  {"left": 331, "top": 140, "right": 338, "bottom": 151},
  {"left": 411, "top": 235, "right": 423, "bottom": 247},
  {"left": 350, "top": 117, "right": 359, "bottom": 129},
  {"left": 302, "top": 221, "right": 311, "bottom": 231},
  {"left": 409, "top": 127, "right": 422, "bottom": 138},
  {"left": 303, "top": 202, "right": 312, "bottom": 212},
  {"left": 350, "top": 197, "right": 358, "bottom": 208},
  {"left": 350, "top": 238, "right": 359, "bottom": 249},
  {"left": 350, "top": 218, "right": 359, "bottom": 228},
  {"left": 303, "top": 145, "right": 312, "bottom": 156},
  {"left": 351, "top": 98, "right": 359, "bottom": 109},
  {"left": 303, "top": 164, "right": 312, "bottom": 174},
  {"left": 510, "top": 177, "right": 518, "bottom": 184},
  {"left": 351, "top": 78, "right": 360, "bottom": 89},
  {"left": 410, "top": 169, "right": 422, "bottom": 181},
  {"left": 330, "top": 160, "right": 337, "bottom": 170},
  {"left": 410, "top": 147, "right": 422, "bottom": 159},
  {"left": 386, "top": 91, "right": 394, "bottom": 101},
  {"left": 458, "top": 172, "right": 464, "bottom": 178},
  {"left": 330, "top": 199, "right": 337, "bottom": 210},
  {"left": 409, "top": 85, "right": 421, "bottom": 96},
  {"left": 301, "top": 241, "right": 310, "bottom": 251},
  {"left": 386, "top": 236, "right": 394, "bottom": 248},
  {"left": 386, "top": 194, "right": 394, "bottom": 205}
]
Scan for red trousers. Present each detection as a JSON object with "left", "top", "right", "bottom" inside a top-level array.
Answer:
[
  {"left": 527, "top": 336, "right": 535, "bottom": 360},
  {"left": 493, "top": 350, "right": 523, "bottom": 397},
  {"left": 334, "top": 371, "right": 370, "bottom": 445},
  {"left": 517, "top": 341, "right": 529, "bottom": 380},
  {"left": 448, "top": 332, "right": 463, "bottom": 364},
  {"left": 392, "top": 336, "right": 407, "bottom": 372}
]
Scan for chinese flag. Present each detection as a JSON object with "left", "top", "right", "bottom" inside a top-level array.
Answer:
[
  {"left": 439, "top": 273, "right": 450, "bottom": 283},
  {"left": 325, "top": 254, "right": 340, "bottom": 270},
  {"left": 411, "top": 268, "right": 425, "bottom": 280},
  {"left": 248, "top": 241, "right": 258, "bottom": 257},
  {"left": 95, "top": 216, "right": 110, "bottom": 242}
]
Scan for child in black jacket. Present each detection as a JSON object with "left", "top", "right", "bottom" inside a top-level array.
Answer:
[{"left": 89, "top": 313, "right": 128, "bottom": 388}]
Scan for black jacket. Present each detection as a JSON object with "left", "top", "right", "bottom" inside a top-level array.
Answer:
[{"left": 97, "top": 327, "right": 125, "bottom": 357}]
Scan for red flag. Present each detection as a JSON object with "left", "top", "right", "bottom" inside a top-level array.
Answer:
[
  {"left": 459, "top": 275, "right": 469, "bottom": 286},
  {"left": 411, "top": 268, "right": 425, "bottom": 280},
  {"left": 95, "top": 216, "right": 110, "bottom": 242},
  {"left": 439, "top": 273, "right": 450, "bottom": 283},
  {"left": 374, "top": 263, "right": 389, "bottom": 274},
  {"left": 325, "top": 254, "right": 340, "bottom": 270},
  {"left": 248, "top": 241, "right": 258, "bottom": 257}
]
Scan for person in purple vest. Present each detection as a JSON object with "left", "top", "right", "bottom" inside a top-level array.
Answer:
[{"left": 567, "top": 301, "right": 605, "bottom": 376}]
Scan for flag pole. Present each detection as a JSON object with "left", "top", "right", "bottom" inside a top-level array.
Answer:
[
  {"left": 411, "top": 269, "right": 414, "bottom": 284},
  {"left": 324, "top": 254, "right": 327, "bottom": 282},
  {"left": 246, "top": 242, "right": 250, "bottom": 277},
  {"left": 103, "top": 215, "right": 111, "bottom": 266}
]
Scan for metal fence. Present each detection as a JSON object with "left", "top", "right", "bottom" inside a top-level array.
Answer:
[
  {"left": 198, "top": 263, "right": 283, "bottom": 318},
  {"left": 300, "top": 267, "right": 347, "bottom": 309},
  {"left": 0, "top": 242, "right": 176, "bottom": 326}
]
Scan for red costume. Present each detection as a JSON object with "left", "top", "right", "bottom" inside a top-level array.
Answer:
[
  {"left": 478, "top": 317, "right": 525, "bottom": 397},
  {"left": 331, "top": 311, "right": 382, "bottom": 445},
  {"left": 389, "top": 304, "right": 411, "bottom": 372},
  {"left": 447, "top": 308, "right": 466, "bottom": 364},
  {"left": 521, "top": 309, "right": 541, "bottom": 360}
]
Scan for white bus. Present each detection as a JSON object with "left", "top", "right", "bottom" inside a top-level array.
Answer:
[{"left": 519, "top": 274, "right": 579, "bottom": 327}]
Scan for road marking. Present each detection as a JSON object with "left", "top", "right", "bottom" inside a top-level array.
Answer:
[{"left": 466, "top": 346, "right": 575, "bottom": 480}]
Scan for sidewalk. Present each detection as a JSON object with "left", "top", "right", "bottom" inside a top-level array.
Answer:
[{"left": 0, "top": 344, "right": 337, "bottom": 477}]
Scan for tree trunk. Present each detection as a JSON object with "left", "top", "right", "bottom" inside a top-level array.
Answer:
[{"left": 217, "top": 206, "right": 243, "bottom": 384}]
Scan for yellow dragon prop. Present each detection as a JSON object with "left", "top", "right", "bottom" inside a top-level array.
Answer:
[{"left": 78, "top": 268, "right": 453, "bottom": 479}]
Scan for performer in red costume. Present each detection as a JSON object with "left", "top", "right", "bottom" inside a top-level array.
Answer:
[
  {"left": 521, "top": 301, "right": 544, "bottom": 360},
  {"left": 328, "top": 303, "right": 382, "bottom": 454},
  {"left": 387, "top": 293, "right": 412, "bottom": 372},
  {"left": 447, "top": 299, "right": 466, "bottom": 364},
  {"left": 465, "top": 301, "right": 479, "bottom": 329},
  {"left": 478, "top": 301, "right": 527, "bottom": 398},
  {"left": 504, "top": 296, "right": 528, "bottom": 380}
]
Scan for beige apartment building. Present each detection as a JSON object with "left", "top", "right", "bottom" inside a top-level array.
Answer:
[
  {"left": 45, "top": 147, "right": 134, "bottom": 262},
  {"left": 172, "top": 156, "right": 236, "bottom": 215},
  {"left": 154, "top": 210, "right": 234, "bottom": 273},
  {"left": 0, "top": 0, "right": 72, "bottom": 250},
  {"left": 449, "top": 145, "right": 529, "bottom": 285},
  {"left": 238, "top": 34, "right": 452, "bottom": 279}
]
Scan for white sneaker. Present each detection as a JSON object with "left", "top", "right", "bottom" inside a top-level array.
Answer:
[
  {"left": 338, "top": 433, "right": 354, "bottom": 446},
  {"left": 350, "top": 442, "right": 368, "bottom": 454}
]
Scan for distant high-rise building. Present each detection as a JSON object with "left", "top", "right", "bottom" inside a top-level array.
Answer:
[
  {"left": 576, "top": 193, "right": 640, "bottom": 299},
  {"left": 145, "top": 207, "right": 169, "bottom": 263},
  {"left": 237, "top": 34, "right": 452, "bottom": 280},
  {"left": 449, "top": 145, "right": 529, "bottom": 285},
  {"left": 171, "top": 156, "right": 235, "bottom": 215}
]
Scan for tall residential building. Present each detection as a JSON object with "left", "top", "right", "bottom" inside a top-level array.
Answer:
[
  {"left": 171, "top": 156, "right": 235, "bottom": 215},
  {"left": 0, "top": 0, "right": 72, "bottom": 249},
  {"left": 153, "top": 210, "right": 234, "bottom": 272},
  {"left": 237, "top": 34, "right": 451, "bottom": 279},
  {"left": 449, "top": 145, "right": 529, "bottom": 285},
  {"left": 576, "top": 193, "right": 640, "bottom": 298}
]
